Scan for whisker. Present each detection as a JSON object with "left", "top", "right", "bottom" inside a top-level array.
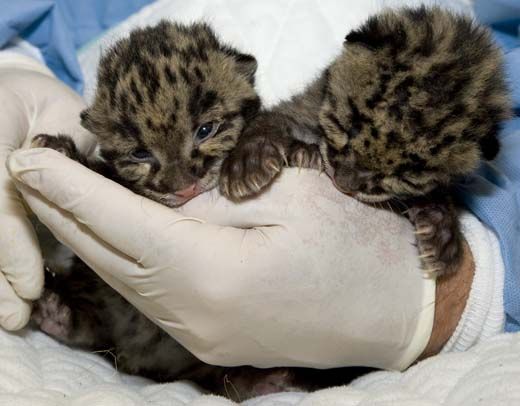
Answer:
[{"left": 386, "top": 201, "right": 396, "bottom": 215}]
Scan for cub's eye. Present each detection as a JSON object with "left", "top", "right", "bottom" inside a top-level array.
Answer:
[
  {"left": 194, "top": 121, "right": 219, "bottom": 143},
  {"left": 130, "top": 148, "right": 154, "bottom": 162}
]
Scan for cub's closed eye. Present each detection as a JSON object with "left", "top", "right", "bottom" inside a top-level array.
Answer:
[
  {"left": 130, "top": 148, "right": 154, "bottom": 162},
  {"left": 194, "top": 121, "right": 219, "bottom": 143}
]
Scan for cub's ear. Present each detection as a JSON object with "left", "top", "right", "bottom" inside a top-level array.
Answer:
[
  {"left": 80, "top": 108, "right": 99, "bottom": 133},
  {"left": 344, "top": 15, "right": 404, "bottom": 51},
  {"left": 479, "top": 134, "right": 500, "bottom": 160},
  {"left": 344, "top": 17, "right": 382, "bottom": 50},
  {"left": 234, "top": 53, "right": 258, "bottom": 84},
  {"left": 345, "top": 29, "right": 372, "bottom": 48},
  {"left": 80, "top": 108, "right": 92, "bottom": 130}
]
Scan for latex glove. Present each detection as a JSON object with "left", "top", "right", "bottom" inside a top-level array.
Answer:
[
  {"left": 0, "top": 53, "right": 95, "bottom": 330},
  {"left": 7, "top": 148, "right": 435, "bottom": 370}
]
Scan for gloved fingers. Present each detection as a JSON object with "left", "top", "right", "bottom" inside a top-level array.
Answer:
[
  {"left": 0, "top": 213, "right": 44, "bottom": 300},
  {"left": 7, "top": 148, "right": 278, "bottom": 277},
  {"left": 9, "top": 148, "right": 289, "bottom": 303},
  {"left": 19, "top": 179, "right": 269, "bottom": 349},
  {"left": 7, "top": 148, "right": 182, "bottom": 263},
  {"left": 14, "top": 179, "right": 144, "bottom": 284},
  {"left": 0, "top": 132, "right": 44, "bottom": 301},
  {"left": 0, "top": 271, "right": 32, "bottom": 331},
  {"left": 16, "top": 180, "right": 189, "bottom": 329}
]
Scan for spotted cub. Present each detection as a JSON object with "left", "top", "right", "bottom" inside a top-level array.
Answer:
[
  {"left": 80, "top": 21, "right": 260, "bottom": 206},
  {"left": 221, "top": 6, "right": 511, "bottom": 276}
]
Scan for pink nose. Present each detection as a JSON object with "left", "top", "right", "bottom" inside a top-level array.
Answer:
[{"left": 174, "top": 183, "right": 199, "bottom": 199}]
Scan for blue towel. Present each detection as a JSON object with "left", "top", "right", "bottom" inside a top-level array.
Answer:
[
  {"left": 460, "top": 4, "right": 520, "bottom": 331},
  {"left": 0, "top": 0, "right": 154, "bottom": 92}
]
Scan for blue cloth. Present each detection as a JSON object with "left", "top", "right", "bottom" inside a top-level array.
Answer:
[
  {"left": 0, "top": 0, "right": 154, "bottom": 93},
  {"left": 459, "top": 6, "right": 520, "bottom": 331}
]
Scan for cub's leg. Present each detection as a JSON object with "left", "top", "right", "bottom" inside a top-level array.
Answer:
[
  {"left": 31, "top": 134, "right": 85, "bottom": 163},
  {"left": 220, "top": 113, "right": 321, "bottom": 201},
  {"left": 407, "top": 196, "right": 463, "bottom": 277},
  {"left": 31, "top": 262, "right": 112, "bottom": 349}
]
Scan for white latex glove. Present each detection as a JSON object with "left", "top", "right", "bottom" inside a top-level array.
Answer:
[
  {"left": 7, "top": 146, "right": 435, "bottom": 370},
  {"left": 0, "top": 53, "right": 95, "bottom": 330}
]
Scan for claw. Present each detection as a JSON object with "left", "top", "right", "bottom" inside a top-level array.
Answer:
[
  {"left": 236, "top": 184, "right": 246, "bottom": 198},
  {"left": 282, "top": 153, "right": 289, "bottom": 167},
  {"left": 230, "top": 184, "right": 239, "bottom": 199},
  {"left": 251, "top": 179, "right": 261, "bottom": 192},
  {"left": 415, "top": 226, "right": 433, "bottom": 235},
  {"left": 418, "top": 251, "right": 435, "bottom": 259},
  {"left": 422, "top": 270, "right": 438, "bottom": 279},
  {"left": 220, "top": 181, "right": 229, "bottom": 198},
  {"left": 297, "top": 157, "right": 304, "bottom": 170},
  {"left": 266, "top": 160, "right": 280, "bottom": 173}
]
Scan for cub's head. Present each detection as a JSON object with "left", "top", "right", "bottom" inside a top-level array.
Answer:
[
  {"left": 81, "top": 21, "right": 260, "bottom": 206},
  {"left": 319, "top": 6, "right": 510, "bottom": 203}
]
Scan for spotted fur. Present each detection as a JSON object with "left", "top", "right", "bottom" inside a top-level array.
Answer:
[
  {"left": 81, "top": 21, "right": 260, "bottom": 207},
  {"left": 320, "top": 6, "right": 510, "bottom": 200}
]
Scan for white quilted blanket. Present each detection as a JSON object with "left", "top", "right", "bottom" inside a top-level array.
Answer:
[
  {"left": 5, "top": 0, "right": 520, "bottom": 404},
  {"left": 2, "top": 328, "right": 520, "bottom": 405}
]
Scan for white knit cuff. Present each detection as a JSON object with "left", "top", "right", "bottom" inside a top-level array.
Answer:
[{"left": 441, "top": 211, "right": 505, "bottom": 353}]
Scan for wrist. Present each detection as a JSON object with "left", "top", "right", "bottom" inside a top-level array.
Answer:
[
  {"left": 419, "top": 212, "right": 505, "bottom": 359},
  {"left": 441, "top": 213, "right": 505, "bottom": 352},
  {"left": 419, "top": 238, "right": 474, "bottom": 359}
]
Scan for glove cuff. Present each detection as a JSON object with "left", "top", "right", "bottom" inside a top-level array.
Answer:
[
  {"left": 442, "top": 211, "right": 505, "bottom": 353},
  {"left": 0, "top": 51, "right": 54, "bottom": 78}
]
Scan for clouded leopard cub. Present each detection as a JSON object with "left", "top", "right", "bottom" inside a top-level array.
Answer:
[
  {"left": 220, "top": 6, "right": 511, "bottom": 276},
  {"left": 31, "top": 21, "right": 336, "bottom": 400}
]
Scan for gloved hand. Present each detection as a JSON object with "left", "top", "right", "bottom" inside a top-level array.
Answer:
[
  {"left": 0, "top": 53, "right": 95, "bottom": 330},
  {"left": 8, "top": 146, "right": 435, "bottom": 371}
]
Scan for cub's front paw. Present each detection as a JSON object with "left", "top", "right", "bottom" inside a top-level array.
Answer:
[
  {"left": 408, "top": 202, "right": 463, "bottom": 278},
  {"left": 219, "top": 368, "right": 298, "bottom": 401},
  {"left": 220, "top": 137, "right": 285, "bottom": 201},
  {"left": 289, "top": 143, "right": 322, "bottom": 170},
  {"left": 31, "top": 134, "right": 80, "bottom": 160},
  {"left": 31, "top": 289, "right": 73, "bottom": 343}
]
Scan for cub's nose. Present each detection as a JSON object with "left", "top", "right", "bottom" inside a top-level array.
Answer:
[
  {"left": 174, "top": 183, "right": 200, "bottom": 199},
  {"left": 334, "top": 166, "right": 362, "bottom": 194}
]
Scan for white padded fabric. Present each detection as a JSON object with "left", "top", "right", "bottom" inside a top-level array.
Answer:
[
  {"left": 79, "top": 0, "right": 475, "bottom": 107},
  {"left": 8, "top": 0, "right": 518, "bottom": 404},
  {"left": 1, "top": 327, "right": 520, "bottom": 405}
]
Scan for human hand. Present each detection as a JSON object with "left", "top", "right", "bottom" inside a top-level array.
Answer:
[
  {"left": 8, "top": 146, "right": 435, "bottom": 371},
  {"left": 0, "top": 54, "right": 95, "bottom": 330}
]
